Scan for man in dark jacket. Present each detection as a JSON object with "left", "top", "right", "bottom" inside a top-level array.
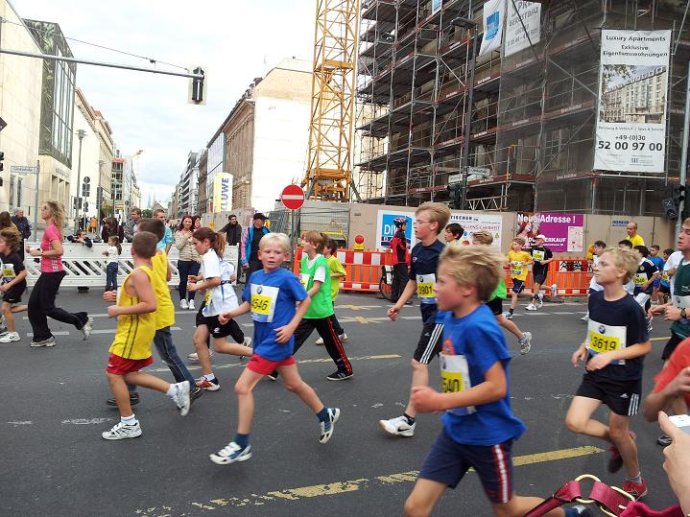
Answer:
[
  {"left": 241, "top": 213, "right": 271, "bottom": 281},
  {"left": 219, "top": 214, "right": 242, "bottom": 246},
  {"left": 11, "top": 208, "right": 31, "bottom": 260}
]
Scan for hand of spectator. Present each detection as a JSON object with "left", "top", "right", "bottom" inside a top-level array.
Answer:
[{"left": 658, "top": 412, "right": 690, "bottom": 514}]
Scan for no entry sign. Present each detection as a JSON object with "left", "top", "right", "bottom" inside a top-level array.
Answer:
[{"left": 281, "top": 184, "right": 305, "bottom": 210}]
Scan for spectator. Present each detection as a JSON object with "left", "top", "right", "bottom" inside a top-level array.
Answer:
[
  {"left": 0, "top": 211, "right": 19, "bottom": 234},
  {"left": 10, "top": 209, "right": 30, "bottom": 260},
  {"left": 101, "top": 216, "right": 124, "bottom": 243},
  {"left": 389, "top": 217, "right": 409, "bottom": 303},
  {"left": 240, "top": 212, "right": 270, "bottom": 280},
  {"left": 123, "top": 208, "right": 142, "bottom": 242},
  {"left": 219, "top": 214, "right": 242, "bottom": 246},
  {"left": 67, "top": 229, "right": 93, "bottom": 248},
  {"left": 174, "top": 215, "right": 201, "bottom": 310},
  {"left": 153, "top": 209, "right": 173, "bottom": 253},
  {"left": 625, "top": 221, "right": 645, "bottom": 247}
]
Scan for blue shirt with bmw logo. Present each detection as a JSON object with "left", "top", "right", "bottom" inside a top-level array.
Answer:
[{"left": 242, "top": 268, "right": 308, "bottom": 361}]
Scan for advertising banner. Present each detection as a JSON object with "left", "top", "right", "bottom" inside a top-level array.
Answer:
[
  {"left": 432, "top": 0, "right": 442, "bottom": 15},
  {"left": 504, "top": 1, "right": 541, "bottom": 57},
  {"left": 450, "top": 212, "right": 503, "bottom": 250},
  {"left": 515, "top": 212, "right": 585, "bottom": 253},
  {"left": 376, "top": 210, "right": 414, "bottom": 249},
  {"left": 212, "top": 172, "right": 233, "bottom": 213},
  {"left": 479, "top": 0, "right": 506, "bottom": 57},
  {"left": 594, "top": 30, "right": 671, "bottom": 173}
]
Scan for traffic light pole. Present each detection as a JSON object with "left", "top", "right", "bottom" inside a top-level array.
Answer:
[{"left": 677, "top": 61, "right": 690, "bottom": 237}]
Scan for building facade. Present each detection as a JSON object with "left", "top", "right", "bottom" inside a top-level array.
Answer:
[{"left": 174, "top": 151, "right": 199, "bottom": 218}]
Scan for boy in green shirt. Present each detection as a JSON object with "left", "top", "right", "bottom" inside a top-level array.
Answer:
[{"left": 315, "top": 238, "right": 348, "bottom": 345}]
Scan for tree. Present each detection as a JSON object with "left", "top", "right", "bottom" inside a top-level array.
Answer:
[{"left": 142, "top": 209, "right": 153, "bottom": 218}]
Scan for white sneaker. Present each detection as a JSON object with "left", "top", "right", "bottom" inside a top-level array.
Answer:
[
  {"left": 180, "top": 299, "right": 189, "bottom": 310},
  {"left": 315, "top": 336, "right": 324, "bottom": 345},
  {"left": 519, "top": 332, "right": 532, "bottom": 355},
  {"left": 243, "top": 337, "right": 252, "bottom": 348},
  {"left": 502, "top": 311, "right": 513, "bottom": 320},
  {"left": 188, "top": 350, "right": 214, "bottom": 362},
  {"left": 210, "top": 441, "right": 252, "bottom": 465},
  {"left": 339, "top": 333, "right": 348, "bottom": 342},
  {"left": 525, "top": 303, "right": 537, "bottom": 311},
  {"left": 171, "top": 381, "right": 191, "bottom": 416},
  {"left": 80, "top": 316, "right": 94, "bottom": 340},
  {"left": 537, "top": 299, "right": 544, "bottom": 309},
  {"left": 0, "top": 332, "right": 20, "bottom": 343},
  {"left": 102, "top": 420, "right": 142, "bottom": 440},
  {"left": 378, "top": 415, "right": 416, "bottom": 437},
  {"left": 188, "top": 299, "right": 195, "bottom": 311},
  {"left": 580, "top": 312, "right": 589, "bottom": 321}
]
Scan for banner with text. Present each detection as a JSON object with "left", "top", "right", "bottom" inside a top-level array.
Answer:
[
  {"left": 479, "top": 0, "right": 506, "bottom": 57},
  {"left": 515, "top": 212, "right": 584, "bottom": 253},
  {"left": 594, "top": 30, "right": 671, "bottom": 173},
  {"left": 504, "top": 1, "right": 541, "bottom": 57},
  {"left": 212, "top": 172, "right": 233, "bottom": 213},
  {"left": 376, "top": 210, "right": 414, "bottom": 249},
  {"left": 450, "top": 212, "right": 503, "bottom": 250}
]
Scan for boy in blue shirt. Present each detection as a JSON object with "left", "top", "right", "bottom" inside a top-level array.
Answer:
[
  {"left": 404, "top": 245, "right": 580, "bottom": 516},
  {"left": 209, "top": 233, "right": 340, "bottom": 464}
]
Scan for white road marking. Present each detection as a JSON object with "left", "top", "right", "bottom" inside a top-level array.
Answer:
[{"left": 61, "top": 418, "right": 114, "bottom": 425}]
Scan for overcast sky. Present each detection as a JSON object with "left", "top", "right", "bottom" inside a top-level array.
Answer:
[{"left": 11, "top": 0, "right": 315, "bottom": 206}]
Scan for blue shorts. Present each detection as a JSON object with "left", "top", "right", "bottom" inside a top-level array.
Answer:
[
  {"left": 511, "top": 280, "right": 525, "bottom": 294},
  {"left": 419, "top": 428, "right": 515, "bottom": 504}
]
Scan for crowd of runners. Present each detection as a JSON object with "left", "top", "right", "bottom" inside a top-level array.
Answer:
[{"left": 5, "top": 200, "right": 690, "bottom": 516}]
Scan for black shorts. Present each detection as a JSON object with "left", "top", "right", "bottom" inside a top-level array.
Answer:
[
  {"left": 413, "top": 322, "right": 444, "bottom": 364},
  {"left": 575, "top": 373, "right": 642, "bottom": 416},
  {"left": 511, "top": 280, "right": 525, "bottom": 294},
  {"left": 533, "top": 273, "right": 547, "bottom": 285},
  {"left": 200, "top": 314, "right": 237, "bottom": 339},
  {"left": 486, "top": 297, "right": 503, "bottom": 316},
  {"left": 662, "top": 332, "right": 684, "bottom": 361},
  {"left": 2, "top": 286, "right": 25, "bottom": 304}
]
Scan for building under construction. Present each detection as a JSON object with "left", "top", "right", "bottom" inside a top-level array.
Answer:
[{"left": 355, "top": 0, "right": 690, "bottom": 215}]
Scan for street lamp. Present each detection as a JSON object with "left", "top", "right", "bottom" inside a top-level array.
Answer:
[
  {"left": 450, "top": 16, "right": 478, "bottom": 210},
  {"left": 74, "top": 129, "right": 87, "bottom": 233}
]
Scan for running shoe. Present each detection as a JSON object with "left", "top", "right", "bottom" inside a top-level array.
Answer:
[
  {"left": 267, "top": 371, "right": 279, "bottom": 381},
  {"left": 622, "top": 478, "right": 648, "bottom": 500},
  {"left": 196, "top": 376, "right": 221, "bottom": 392},
  {"left": 570, "top": 505, "right": 594, "bottom": 516},
  {"left": 537, "top": 299, "right": 544, "bottom": 309},
  {"left": 190, "top": 386, "right": 204, "bottom": 403},
  {"left": 519, "top": 332, "right": 532, "bottom": 355},
  {"left": 319, "top": 407, "right": 340, "bottom": 444},
  {"left": 339, "top": 333, "right": 348, "bottom": 342},
  {"left": 188, "top": 299, "right": 195, "bottom": 311},
  {"left": 30, "top": 336, "right": 56, "bottom": 348},
  {"left": 314, "top": 336, "right": 324, "bottom": 345},
  {"left": 502, "top": 311, "right": 513, "bottom": 320},
  {"left": 580, "top": 313, "right": 589, "bottom": 321},
  {"left": 0, "top": 332, "right": 21, "bottom": 343},
  {"left": 180, "top": 299, "right": 189, "bottom": 310},
  {"left": 188, "top": 350, "right": 214, "bottom": 362},
  {"left": 646, "top": 317, "right": 653, "bottom": 333},
  {"left": 525, "top": 303, "right": 537, "bottom": 311},
  {"left": 102, "top": 420, "right": 142, "bottom": 440},
  {"left": 378, "top": 415, "right": 416, "bottom": 437},
  {"left": 80, "top": 316, "right": 94, "bottom": 340},
  {"left": 209, "top": 442, "right": 252, "bottom": 465},
  {"left": 326, "top": 370, "right": 353, "bottom": 381},
  {"left": 171, "top": 381, "right": 191, "bottom": 416},
  {"left": 106, "top": 392, "right": 140, "bottom": 407},
  {"left": 656, "top": 433, "right": 672, "bottom": 446}
]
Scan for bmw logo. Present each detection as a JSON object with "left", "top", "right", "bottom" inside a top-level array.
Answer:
[
  {"left": 598, "top": 325, "right": 606, "bottom": 334},
  {"left": 257, "top": 286, "right": 263, "bottom": 294}
]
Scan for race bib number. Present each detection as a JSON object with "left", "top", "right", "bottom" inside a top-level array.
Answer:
[
  {"left": 299, "top": 273, "right": 310, "bottom": 289},
  {"left": 661, "top": 271, "right": 669, "bottom": 282},
  {"left": 532, "top": 250, "right": 545, "bottom": 261},
  {"left": 250, "top": 284, "right": 279, "bottom": 323},
  {"left": 586, "top": 320, "right": 627, "bottom": 365},
  {"left": 634, "top": 272, "right": 647, "bottom": 286},
  {"left": 416, "top": 273, "right": 436, "bottom": 304},
  {"left": 440, "top": 354, "right": 475, "bottom": 416},
  {"left": 510, "top": 261, "right": 524, "bottom": 277},
  {"left": 2, "top": 265, "right": 15, "bottom": 279}
]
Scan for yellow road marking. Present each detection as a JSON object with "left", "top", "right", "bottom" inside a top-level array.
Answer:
[{"left": 137, "top": 446, "right": 605, "bottom": 514}]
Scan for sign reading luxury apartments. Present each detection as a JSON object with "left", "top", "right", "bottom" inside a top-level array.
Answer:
[
  {"left": 594, "top": 30, "right": 671, "bottom": 173},
  {"left": 504, "top": 1, "right": 541, "bottom": 58}
]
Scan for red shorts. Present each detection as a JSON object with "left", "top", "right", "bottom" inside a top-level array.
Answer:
[
  {"left": 106, "top": 353, "right": 154, "bottom": 375},
  {"left": 247, "top": 354, "right": 296, "bottom": 375}
]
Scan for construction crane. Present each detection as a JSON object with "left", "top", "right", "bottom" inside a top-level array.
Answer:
[{"left": 302, "top": 0, "right": 362, "bottom": 202}]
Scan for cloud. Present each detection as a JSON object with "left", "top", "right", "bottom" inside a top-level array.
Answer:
[{"left": 12, "top": 0, "right": 315, "bottom": 206}]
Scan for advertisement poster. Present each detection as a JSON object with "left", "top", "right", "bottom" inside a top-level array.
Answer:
[
  {"left": 212, "top": 172, "right": 233, "bottom": 213},
  {"left": 376, "top": 210, "right": 414, "bottom": 249},
  {"left": 479, "top": 0, "right": 506, "bottom": 57},
  {"left": 515, "top": 212, "right": 584, "bottom": 253},
  {"left": 432, "top": 0, "right": 442, "bottom": 15},
  {"left": 594, "top": 30, "right": 671, "bottom": 172},
  {"left": 450, "top": 212, "right": 503, "bottom": 250},
  {"left": 504, "top": 1, "right": 541, "bottom": 57}
]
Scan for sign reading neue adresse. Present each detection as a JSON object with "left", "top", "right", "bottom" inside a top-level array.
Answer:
[{"left": 594, "top": 30, "right": 671, "bottom": 173}]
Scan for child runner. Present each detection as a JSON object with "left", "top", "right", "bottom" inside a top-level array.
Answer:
[
  {"left": 190, "top": 227, "right": 253, "bottom": 391},
  {"left": 617, "top": 240, "right": 636, "bottom": 295},
  {"left": 505, "top": 237, "right": 532, "bottom": 320},
  {"left": 632, "top": 245, "right": 659, "bottom": 332},
  {"left": 209, "top": 233, "right": 340, "bottom": 464},
  {"left": 472, "top": 231, "right": 532, "bottom": 355},
  {"left": 274, "top": 230, "right": 352, "bottom": 381},
  {"left": 581, "top": 240, "right": 606, "bottom": 321},
  {"left": 526, "top": 234, "right": 553, "bottom": 311},
  {"left": 101, "top": 231, "right": 191, "bottom": 440},
  {"left": 648, "top": 245, "right": 664, "bottom": 305},
  {"left": 443, "top": 223, "right": 464, "bottom": 244},
  {"left": 564, "top": 246, "right": 651, "bottom": 500},
  {"left": 106, "top": 218, "right": 203, "bottom": 407},
  {"left": 379, "top": 202, "right": 450, "bottom": 437},
  {"left": 658, "top": 248, "right": 674, "bottom": 303},
  {"left": 315, "top": 238, "right": 348, "bottom": 345},
  {"left": 403, "top": 245, "right": 585, "bottom": 517},
  {"left": 0, "top": 229, "right": 28, "bottom": 343},
  {"left": 102, "top": 235, "right": 121, "bottom": 292}
]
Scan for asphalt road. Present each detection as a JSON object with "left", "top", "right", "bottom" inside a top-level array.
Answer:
[{"left": 0, "top": 289, "right": 680, "bottom": 516}]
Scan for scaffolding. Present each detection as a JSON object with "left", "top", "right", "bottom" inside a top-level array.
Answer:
[{"left": 355, "top": 0, "right": 690, "bottom": 215}]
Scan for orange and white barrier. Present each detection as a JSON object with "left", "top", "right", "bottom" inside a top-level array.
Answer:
[{"left": 505, "top": 258, "right": 591, "bottom": 297}]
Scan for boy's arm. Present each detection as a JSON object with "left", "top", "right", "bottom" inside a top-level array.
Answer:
[
  {"left": 218, "top": 301, "right": 252, "bottom": 323},
  {"left": 642, "top": 367, "right": 690, "bottom": 421},
  {"left": 189, "top": 276, "right": 220, "bottom": 292},
  {"left": 2, "top": 269, "right": 28, "bottom": 290},
  {"left": 275, "top": 296, "right": 311, "bottom": 343},
  {"left": 586, "top": 340, "right": 652, "bottom": 371},
  {"left": 388, "top": 278, "right": 417, "bottom": 319},
  {"left": 108, "top": 270, "right": 157, "bottom": 317},
  {"left": 308, "top": 280, "right": 322, "bottom": 297},
  {"left": 411, "top": 361, "right": 508, "bottom": 412}
]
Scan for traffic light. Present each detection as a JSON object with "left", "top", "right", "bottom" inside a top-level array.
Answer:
[
  {"left": 0, "top": 151, "right": 4, "bottom": 186},
  {"left": 83, "top": 202, "right": 89, "bottom": 212},
  {"left": 189, "top": 66, "right": 206, "bottom": 105}
]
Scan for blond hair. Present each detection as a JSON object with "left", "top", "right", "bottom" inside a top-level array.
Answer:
[
  {"left": 416, "top": 202, "right": 451, "bottom": 236},
  {"left": 439, "top": 245, "right": 504, "bottom": 302},
  {"left": 472, "top": 231, "right": 493, "bottom": 245},
  {"left": 45, "top": 201, "right": 65, "bottom": 231},
  {"left": 512, "top": 236, "right": 526, "bottom": 247},
  {"left": 260, "top": 233, "right": 290, "bottom": 253},
  {"left": 600, "top": 247, "right": 639, "bottom": 284},
  {"left": 303, "top": 230, "right": 326, "bottom": 253}
]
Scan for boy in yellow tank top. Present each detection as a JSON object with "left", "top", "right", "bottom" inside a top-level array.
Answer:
[{"left": 101, "top": 232, "right": 191, "bottom": 441}]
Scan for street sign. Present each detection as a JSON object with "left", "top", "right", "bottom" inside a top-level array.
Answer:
[
  {"left": 281, "top": 184, "right": 305, "bottom": 210},
  {"left": 448, "top": 174, "right": 464, "bottom": 185},
  {"left": 10, "top": 165, "right": 38, "bottom": 174},
  {"left": 467, "top": 167, "right": 491, "bottom": 178}
]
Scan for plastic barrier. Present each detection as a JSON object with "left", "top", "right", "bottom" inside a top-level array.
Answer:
[{"left": 505, "top": 258, "right": 591, "bottom": 297}]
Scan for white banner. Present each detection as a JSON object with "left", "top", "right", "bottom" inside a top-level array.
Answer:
[
  {"left": 504, "top": 1, "right": 541, "bottom": 57},
  {"left": 594, "top": 30, "right": 671, "bottom": 173},
  {"left": 479, "top": 0, "right": 506, "bottom": 57},
  {"left": 450, "top": 212, "right": 503, "bottom": 250}
]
